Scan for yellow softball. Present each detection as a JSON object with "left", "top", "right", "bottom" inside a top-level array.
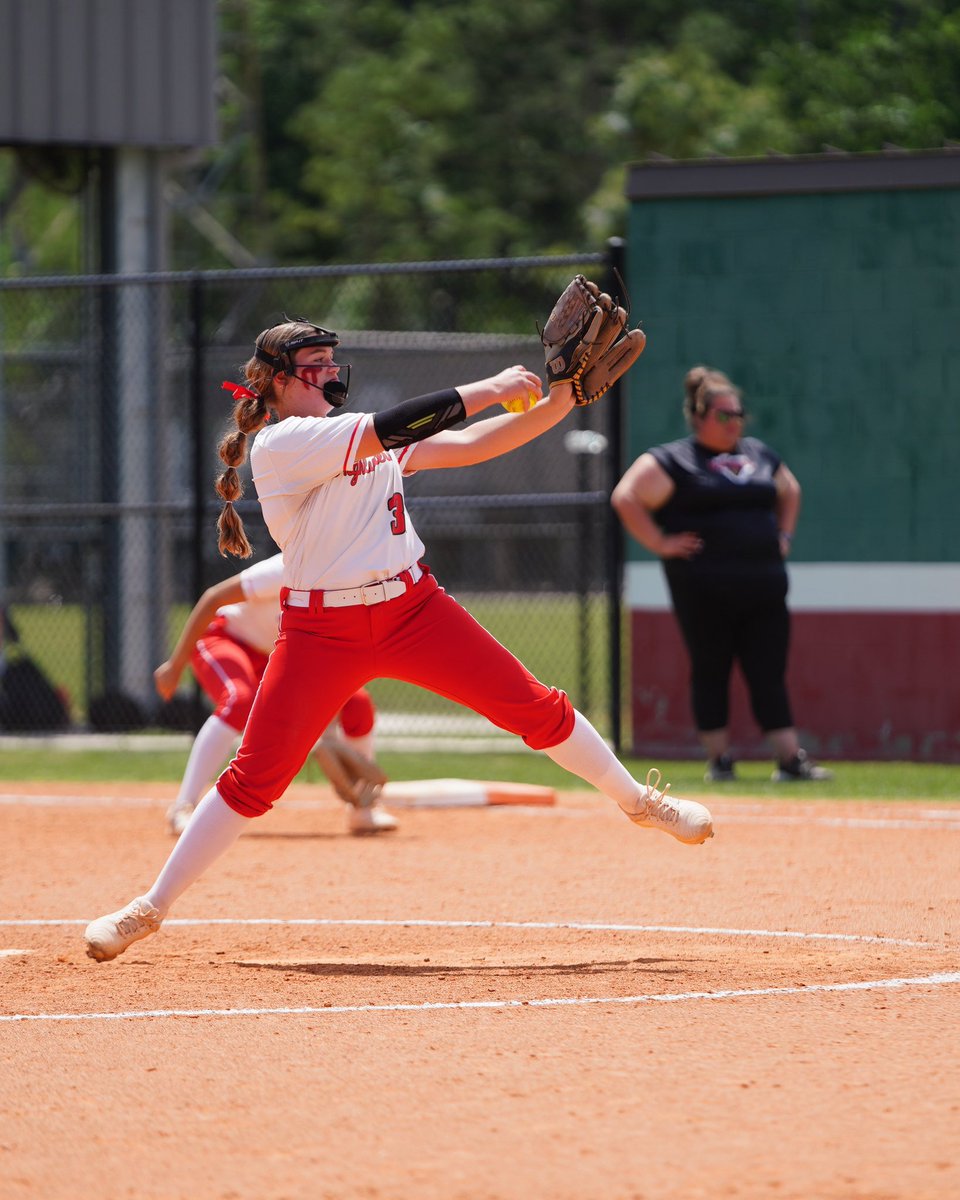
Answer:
[{"left": 501, "top": 391, "right": 538, "bottom": 414}]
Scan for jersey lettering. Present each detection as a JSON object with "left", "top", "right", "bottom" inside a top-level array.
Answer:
[
  {"left": 347, "top": 451, "right": 390, "bottom": 486},
  {"left": 387, "top": 493, "right": 406, "bottom": 535}
]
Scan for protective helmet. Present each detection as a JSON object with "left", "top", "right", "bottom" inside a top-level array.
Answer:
[{"left": 255, "top": 318, "right": 350, "bottom": 407}]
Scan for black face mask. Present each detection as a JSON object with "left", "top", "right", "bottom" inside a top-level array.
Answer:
[
  {"left": 322, "top": 379, "right": 349, "bottom": 408},
  {"left": 255, "top": 320, "right": 351, "bottom": 406},
  {"left": 288, "top": 364, "right": 352, "bottom": 408}
]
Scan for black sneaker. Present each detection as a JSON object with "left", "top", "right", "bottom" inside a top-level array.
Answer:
[
  {"left": 704, "top": 754, "right": 737, "bottom": 782},
  {"left": 772, "top": 749, "right": 833, "bottom": 782}
]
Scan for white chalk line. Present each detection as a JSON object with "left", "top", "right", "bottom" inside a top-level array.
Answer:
[
  {"left": 4, "top": 971, "right": 959, "bottom": 1024},
  {"left": 0, "top": 916, "right": 935, "bottom": 948},
  {"left": 2, "top": 792, "right": 959, "bottom": 831},
  {"left": 718, "top": 813, "right": 960, "bottom": 831},
  {"left": 0, "top": 793, "right": 159, "bottom": 806}
]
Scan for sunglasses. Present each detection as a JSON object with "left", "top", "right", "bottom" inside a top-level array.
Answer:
[{"left": 710, "top": 408, "right": 746, "bottom": 424}]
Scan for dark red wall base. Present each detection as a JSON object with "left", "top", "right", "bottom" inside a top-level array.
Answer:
[{"left": 628, "top": 611, "right": 960, "bottom": 762}]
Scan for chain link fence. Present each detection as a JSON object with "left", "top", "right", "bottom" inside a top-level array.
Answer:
[{"left": 0, "top": 251, "right": 627, "bottom": 748}]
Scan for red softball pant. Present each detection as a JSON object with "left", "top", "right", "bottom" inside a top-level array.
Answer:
[
  {"left": 192, "top": 617, "right": 270, "bottom": 734},
  {"left": 192, "top": 616, "right": 376, "bottom": 738},
  {"left": 217, "top": 571, "right": 574, "bottom": 817},
  {"left": 338, "top": 688, "right": 375, "bottom": 738}
]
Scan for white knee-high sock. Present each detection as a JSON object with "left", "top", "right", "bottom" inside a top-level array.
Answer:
[
  {"left": 172, "top": 715, "right": 239, "bottom": 811},
  {"left": 145, "top": 787, "right": 249, "bottom": 915},
  {"left": 544, "top": 710, "right": 642, "bottom": 811},
  {"left": 339, "top": 729, "right": 374, "bottom": 760}
]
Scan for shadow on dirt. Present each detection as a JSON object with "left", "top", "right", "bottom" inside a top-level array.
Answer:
[{"left": 233, "top": 957, "right": 687, "bottom": 978}]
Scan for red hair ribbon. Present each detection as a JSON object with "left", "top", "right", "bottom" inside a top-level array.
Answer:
[{"left": 222, "top": 380, "right": 259, "bottom": 401}]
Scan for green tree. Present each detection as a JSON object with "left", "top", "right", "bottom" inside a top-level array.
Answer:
[
  {"left": 0, "top": 149, "right": 87, "bottom": 276},
  {"left": 584, "top": 13, "right": 797, "bottom": 241},
  {"left": 759, "top": 6, "right": 960, "bottom": 151},
  {"left": 255, "top": 1, "right": 649, "bottom": 263},
  {"left": 5, "top": 1, "right": 960, "bottom": 274}
]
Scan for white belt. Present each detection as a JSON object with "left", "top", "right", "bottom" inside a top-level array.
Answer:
[{"left": 285, "top": 564, "right": 422, "bottom": 609}]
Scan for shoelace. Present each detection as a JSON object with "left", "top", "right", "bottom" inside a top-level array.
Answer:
[
  {"left": 634, "top": 768, "right": 678, "bottom": 825},
  {"left": 115, "top": 904, "right": 157, "bottom": 936}
]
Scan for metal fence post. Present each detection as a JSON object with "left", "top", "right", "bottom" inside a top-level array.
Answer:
[
  {"left": 188, "top": 275, "right": 207, "bottom": 718},
  {"left": 605, "top": 236, "right": 627, "bottom": 755},
  {"left": 189, "top": 276, "right": 206, "bottom": 609}
]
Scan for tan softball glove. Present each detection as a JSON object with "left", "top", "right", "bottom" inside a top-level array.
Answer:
[
  {"left": 311, "top": 734, "right": 388, "bottom": 810},
  {"left": 541, "top": 274, "right": 646, "bottom": 405}
]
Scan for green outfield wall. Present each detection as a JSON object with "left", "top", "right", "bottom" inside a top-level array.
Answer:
[{"left": 622, "top": 150, "right": 960, "bottom": 761}]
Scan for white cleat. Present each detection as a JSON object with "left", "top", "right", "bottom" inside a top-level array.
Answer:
[
  {"left": 348, "top": 803, "right": 399, "bottom": 836},
  {"left": 166, "top": 802, "right": 195, "bottom": 837},
  {"left": 621, "top": 768, "right": 715, "bottom": 845},
  {"left": 85, "top": 897, "right": 163, "bottom": 962}
]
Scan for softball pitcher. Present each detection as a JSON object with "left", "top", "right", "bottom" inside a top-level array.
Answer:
[
  {"left": 86, "top": 312, "right": 713, "bottom": 962},
  {"left": 154, "top": 552, "right": 396, "bottom": 837}
]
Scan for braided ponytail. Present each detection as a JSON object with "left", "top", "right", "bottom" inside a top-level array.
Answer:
[
  {"left": 216, "top": 373, "right": 272, "bottom": 558},
  {"left": 216, "top": 320, "right": 327, "bottom": 556}
]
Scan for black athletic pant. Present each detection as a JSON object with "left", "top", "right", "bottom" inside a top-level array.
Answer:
[{"left": 664, "top": 563, "right": 793, "bottom": 734}]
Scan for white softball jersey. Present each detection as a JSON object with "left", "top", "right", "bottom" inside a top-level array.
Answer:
[
  {"left": 216, "top": 553, "right": 285, "bottom": 655},
  {"left": 250, "top": 412, "right": 425, "bottom": 591}
]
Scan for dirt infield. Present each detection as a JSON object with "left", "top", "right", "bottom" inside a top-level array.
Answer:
[{"left": 2, "top": 780, "right": 958, "bottom": 1200}]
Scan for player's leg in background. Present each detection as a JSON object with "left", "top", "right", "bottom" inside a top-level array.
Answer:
[
  {"left": 164, "top": 632, "right": 266, "bottom": 835},
  {"left": 328, "top": 688, "right": 398, "bottom": 834},
  {"left": 338, "top": 687, "right": 376, "bottom": 760}
]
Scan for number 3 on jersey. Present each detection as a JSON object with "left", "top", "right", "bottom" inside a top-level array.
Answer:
[{"left": 387, "top": 492, "right": 406, "bottom": 535}]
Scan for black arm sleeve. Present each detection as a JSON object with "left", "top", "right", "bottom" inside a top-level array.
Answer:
[{"left": 373, "top": 389, "right": 466, "bottom": 450}]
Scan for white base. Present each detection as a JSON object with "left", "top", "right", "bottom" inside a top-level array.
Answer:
[{"left": 380, "top": 778, "right": 556, "bottom": 809}]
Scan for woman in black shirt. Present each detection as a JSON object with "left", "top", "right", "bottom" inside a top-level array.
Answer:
[{"left": 612, "top": 366, "right": 831, "bottom": 783}]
